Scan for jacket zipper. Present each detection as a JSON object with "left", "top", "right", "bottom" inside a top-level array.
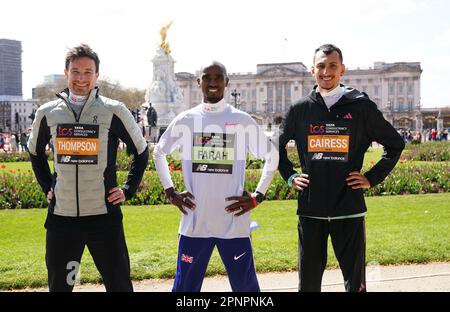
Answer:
[
  {"left": 59, "top": 94, "right": 87, "bottom": 217},
  {"left": 73, "top": 104, "right": 87, "bottom": 217},
  {"left": 317, "top": 94, "right": 332, "bottom": 216}
]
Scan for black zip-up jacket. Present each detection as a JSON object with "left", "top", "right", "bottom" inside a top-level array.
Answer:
[{"left": 278, "top": 86, "right": 405, "bottom": 217}]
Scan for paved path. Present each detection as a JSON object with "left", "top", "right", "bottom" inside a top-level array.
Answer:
[{"left": 66, "top": 262, "right": 449, "bottom": 292}]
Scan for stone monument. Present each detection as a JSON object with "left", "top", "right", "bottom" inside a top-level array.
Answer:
[{"left": 144, "top": 21, "right": 185, "bottom": 135}]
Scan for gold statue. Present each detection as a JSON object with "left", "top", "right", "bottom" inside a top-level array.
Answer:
[{"left": 159, "top": 21, "right": 173, "bottom": 54}]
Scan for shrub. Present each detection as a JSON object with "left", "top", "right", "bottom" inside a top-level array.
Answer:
[
  {"left": 0, "top": 170, "right": 47, "bottom": 209},
  {"left": 364, "top": 162, "right": 449, "bottom": 196},
  {"left": 1, "top": 162, "right": 448, "bottom": 209},
  {"left": 401, "top": 142, "right": 450, "bottom": 161},
  {"left": 0, "top": 151, "right": 53, "bottom": 163}
]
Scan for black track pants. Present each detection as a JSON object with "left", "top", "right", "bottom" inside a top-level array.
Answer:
[
  {"left": 298, "top": 216, "right": 366, "bottom": 292},
  {"left": 46, "top": 223, "right": 133, "bottom": 292}
]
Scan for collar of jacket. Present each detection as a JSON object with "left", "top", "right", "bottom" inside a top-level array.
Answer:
[
  {"left": 201, "top": 98, "right": 228, "bottom": 113},
  {"left": 309, "top": 84, "right": 368, "bottom": 108},
  {"left": 57, "top": 87, "right": 100, "bottom": 106}
]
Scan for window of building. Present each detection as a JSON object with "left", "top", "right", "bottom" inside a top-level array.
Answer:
[
  {"left": 407, "top": 84, "right": 414, "bottom": 95},
  {"left": 389, "top": 84, "right": 394, "bottom": 95},
  {"left": 252, "top": 89, "right": 256, "bottom": 99},
  {"left": 276, "top": 85, "right": 282, "bottom": 98},
  {"left": 267, "top": 86, "right": 273, "bottom": 98},
  {"left": 374, "top": 85, "right": 379, "bottom": 96},
  {"left": 398, "top": 99, "right": 404, "bottom": 111},
  {"left": 303, "top": 86, "right": 309, "bottom": 95},
  {"left": 286, "top": 86, "right": 291, "bottom": 97},
  {"left": 276, "top": 102, "right": 282, "bottom": 112},
  {"left": 398, "top": 83, "right": 404, "bottom": 94},
  {"left": 252, "top": 102, "right": 256, "bottom": 112}
]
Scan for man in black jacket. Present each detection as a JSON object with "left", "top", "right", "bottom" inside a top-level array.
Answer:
[{"left": 278, "top": 44, "right": 405, "bottom": 292}]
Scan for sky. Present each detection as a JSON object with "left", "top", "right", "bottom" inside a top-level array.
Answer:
[{"left": 1, "top": 0, "right": 449, "bottom": 108}]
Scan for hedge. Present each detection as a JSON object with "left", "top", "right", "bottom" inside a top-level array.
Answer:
[
  {"left": 401, "top": 141, "right": 449, "bottom": 161},
  {"left": 1, "top": 162, "right": 448, "bottom": 209},
  {"left": 4, "top": 141, "right": 448, "bottom": 166}
]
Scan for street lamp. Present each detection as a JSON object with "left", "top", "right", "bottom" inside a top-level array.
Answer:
[
  {"left": 261, "top": 99, "right": 269, "bottom": 126},
  {"left": 262, "top": 99, "right": 268, "bottom": 113},
  {"left": 231, "top": 89, "right": 240, "bottom": 109}
]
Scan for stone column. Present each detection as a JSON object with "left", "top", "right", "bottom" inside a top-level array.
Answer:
[
  {"left": 415, "top": 112, "right": 423, "bottom": 132},
  {"left": 437, "top": 111, "right": 444, "bottom": 132}
]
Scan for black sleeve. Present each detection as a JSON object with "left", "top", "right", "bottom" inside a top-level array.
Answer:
[
  {"left": 29, "top": 116, "right": 53, "bottom": 194},
  {"left": 363, "top": 101, "right": 405, "bottom": 186},
  {"left": 278, "top": 105, "right": 299, "bottom": 182},
  {"left": 110, "top": 115, "right": 149, "bottom": 200}
]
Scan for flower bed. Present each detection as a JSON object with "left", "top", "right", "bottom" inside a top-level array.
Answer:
[{"left": 1, "top": 162, "right": 448, "bottom": 209}]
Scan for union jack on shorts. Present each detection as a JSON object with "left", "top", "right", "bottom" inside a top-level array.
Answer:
[{"left": 181, "top": 254, "right": 193, "bottom": 263}]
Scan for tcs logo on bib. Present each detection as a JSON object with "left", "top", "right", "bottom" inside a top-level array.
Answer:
[{"left": 310, "top": 125, "right": 325, "bottom": 134}]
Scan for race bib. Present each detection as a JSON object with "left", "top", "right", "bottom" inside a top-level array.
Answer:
[
  {"left": 55, "top": 124, "right": 99, "bottom": 165},
  {"left": 192, "top": 132, "right": 235, "bottom": 174},
  {"left": 307, "top": 122, "right": 350, "bottom": 162}
]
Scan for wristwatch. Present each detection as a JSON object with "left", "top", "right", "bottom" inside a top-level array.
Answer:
[{"left": 253, "top": 191, "right": 265, "bottom": 204}]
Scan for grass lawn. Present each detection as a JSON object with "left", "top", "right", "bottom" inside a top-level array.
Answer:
[
  {"left": 0, "top": 161, "right": 53, "bottom": 173},
  {"left": 0, "top": 193, "right": 449, "bottom": 290}
]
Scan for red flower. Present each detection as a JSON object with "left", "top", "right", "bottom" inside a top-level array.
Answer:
[{"left": 1, "top": 164, "right": 6, "bottom": 169}]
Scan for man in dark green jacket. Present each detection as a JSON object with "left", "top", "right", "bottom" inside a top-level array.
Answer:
[{"left": 278, "top": 44, "right": 404, "bottom": 292}]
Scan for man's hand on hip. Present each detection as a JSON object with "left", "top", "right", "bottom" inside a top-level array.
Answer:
[
  {"left": 166, "top": 187, "right": 196, "bottom": 215},
  {"left": 346, "top": 171, "right": 371, "bottom": 189},
  {"left": 47, "top": 188, "right": 53, "bottom": 203},
  {"left": 225, "top": 191, "right": 255, "bottom": 216},
  {"left": 107, "top": 187, "right": 126, "bottom": 205},
  {"left": 292, "top": 173, "right": 309, "bottom": 191}
]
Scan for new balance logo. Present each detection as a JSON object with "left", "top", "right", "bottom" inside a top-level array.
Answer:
[
  {"left": 62, "top": 156, "right": 71, "bottom": 163},
  {"left": 312, "top": 153, "right": 323, "bottom": 160},
  {"left": 196, "top": 164, "right": 208, "bottom": 172},
  {"left": 343, "top": 113, "right": 353, "bottom": 119}
]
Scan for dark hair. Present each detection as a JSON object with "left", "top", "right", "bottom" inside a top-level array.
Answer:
[
  {"left": 313, "top": 44, "right": 343, "bottom": 64},
  {"left": 65, "top": 44, "right": 100, "bottom": 73},
  {"left": 200, "top": 61, "right": 228, "bottom": 78}
]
